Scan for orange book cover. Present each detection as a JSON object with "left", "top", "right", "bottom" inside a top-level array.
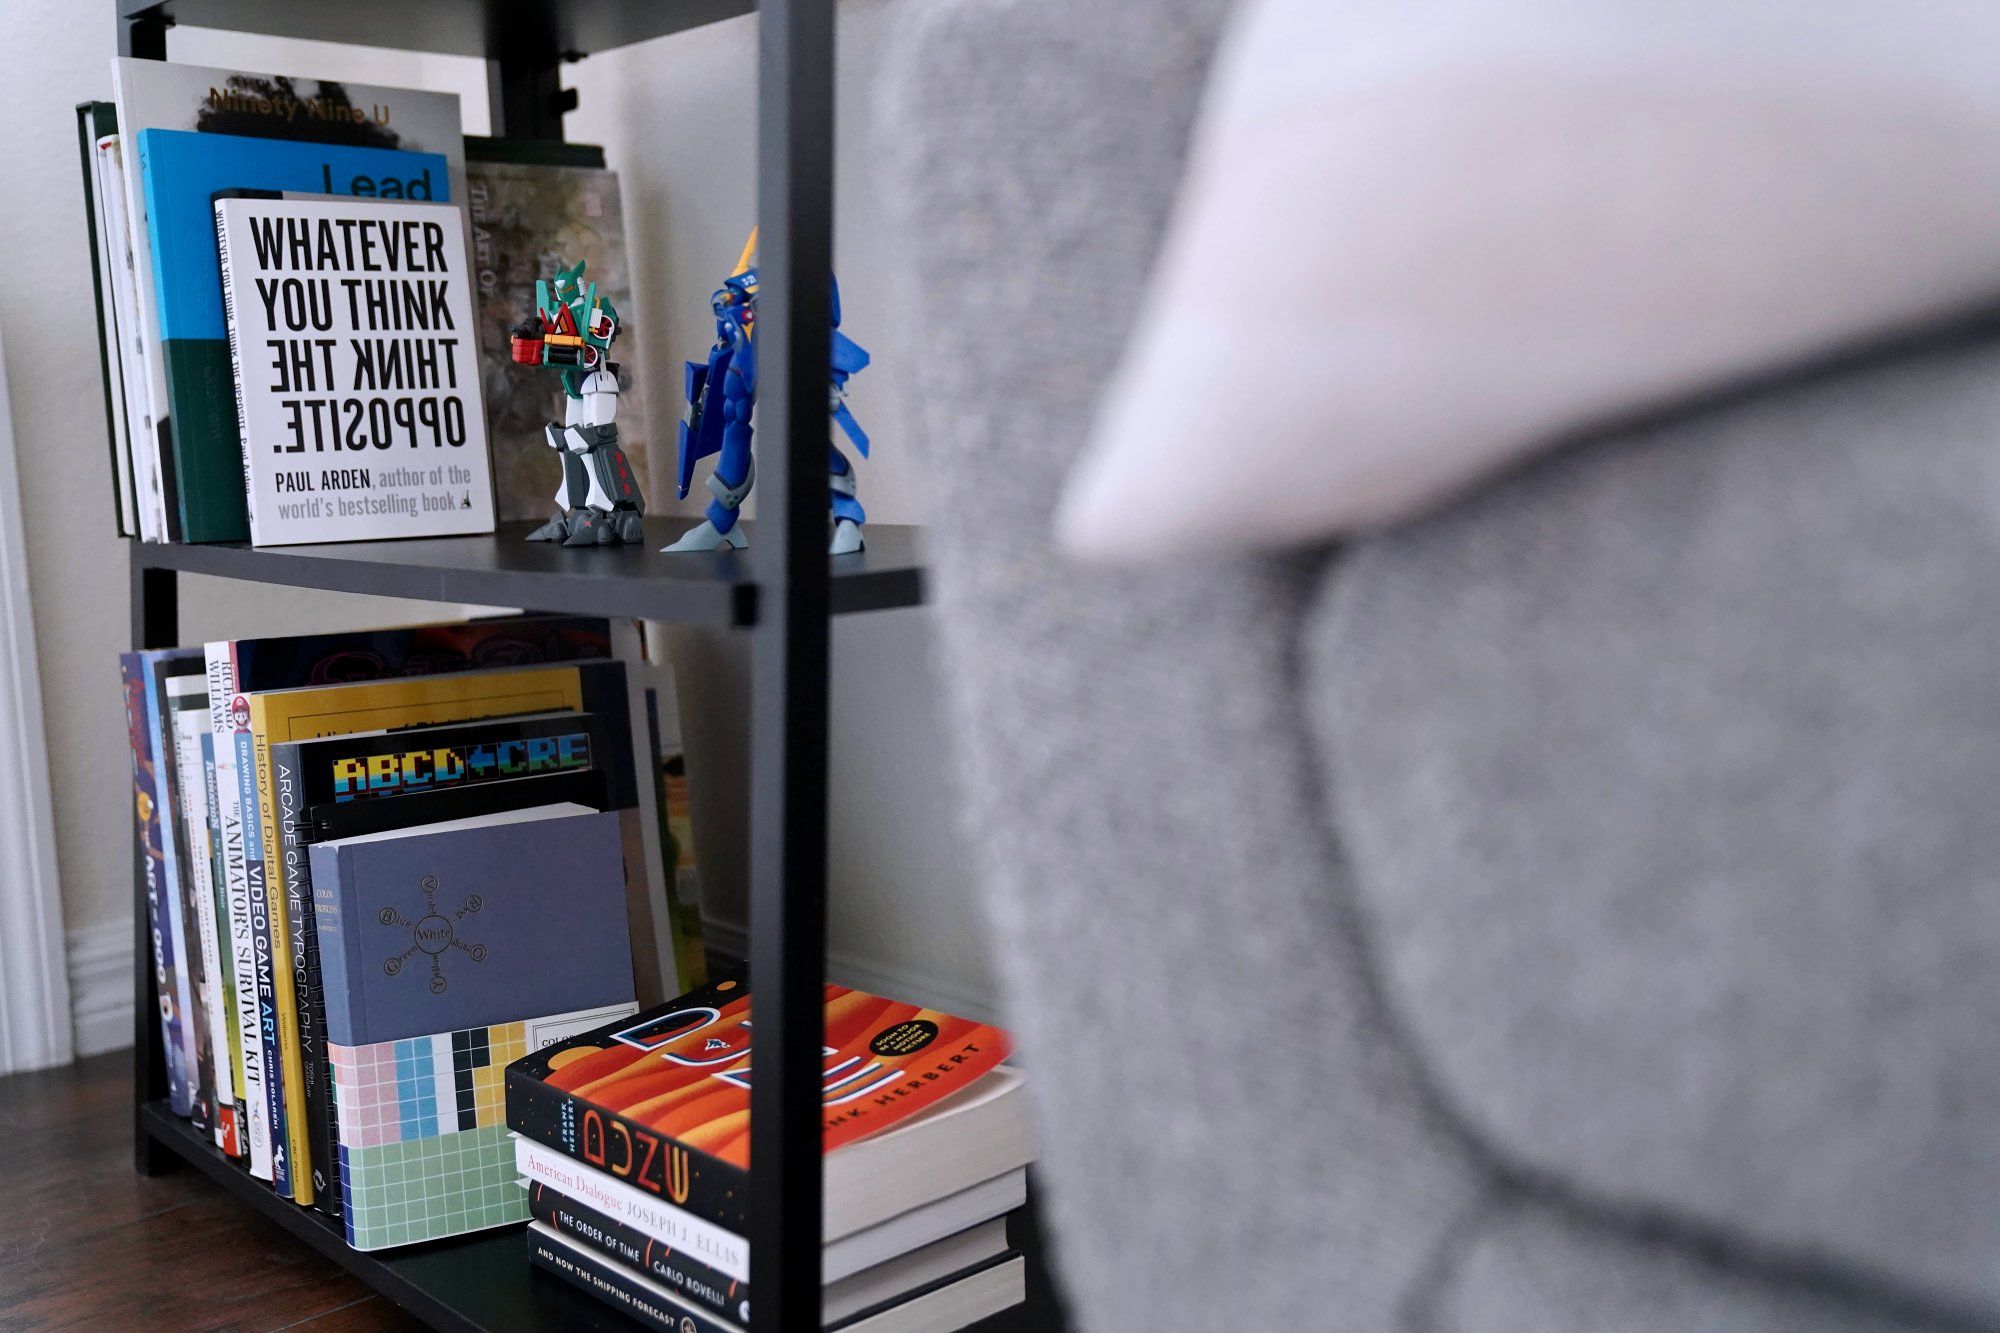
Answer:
[{"left": 505, "top": 970, "right": 1009, "bottom": 1230}]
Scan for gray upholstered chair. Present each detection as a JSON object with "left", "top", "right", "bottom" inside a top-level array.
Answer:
[{"left": 882, "top": 3, "right": 2000, "bottom": 1329}]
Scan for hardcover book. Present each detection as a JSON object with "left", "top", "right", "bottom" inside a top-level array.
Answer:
[
  {"left": 243, "top": 660, "right": 628, "bottom": 1207},
  {"left": 273, "top": 711, "right": 609, "bottom": 1211},
  {"left": 505, "top": 974, "right": 1015, "bottom": 1236},
  {"left": 309, "top": 804, "right": 635, "bottom": 1249},
  {"left": 110, "top": 56, "right": 466, "bottom": 542},
  {"left": 136, "top": 129, "right": 453, "bottom": 545},
  {"left": 215, "top": 192, "right": 496, "bottom": 545},
  {"left": 77, "top": 100, "right": 136, "bottom": 536},
  {"left": 463, "top": 149, "right": 654, "bottom": 521}
]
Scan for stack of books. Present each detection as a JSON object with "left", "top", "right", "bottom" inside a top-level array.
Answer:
[
  {"left": 120, "top": 613, "right": 704, "bottom": 1250},
  {"left": 79, "top": 54, "right": 652, "bottom": 546},
  {"left": 507, "top": 974, "right": 1033, "bottom": 1330}
]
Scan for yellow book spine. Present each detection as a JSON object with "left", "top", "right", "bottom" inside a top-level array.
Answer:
[{"left": 250, "top": 705, "right": 314, "bottom": 1207}]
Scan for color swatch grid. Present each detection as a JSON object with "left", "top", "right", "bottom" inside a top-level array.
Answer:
[{"left": 328, "top": 1003, "right": 635, "bottom": 1251}]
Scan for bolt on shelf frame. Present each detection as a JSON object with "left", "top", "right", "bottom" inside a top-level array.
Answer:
[{"left": 121, "top": 3, "right": 843, "bottom": 1329}]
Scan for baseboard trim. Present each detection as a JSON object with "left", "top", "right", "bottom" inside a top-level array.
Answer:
[
  {"left": 68, "top": 920, "right": 133, "bottom": 1058},
  {"left": 699, "top": 917, "right": 1001, "bottom": 1024}
]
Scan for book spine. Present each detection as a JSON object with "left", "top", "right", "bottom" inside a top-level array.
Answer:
[
  {"left": 169, "top": 705, "right": 222, "bottom": 1138},
  {"left": 311, "top": 844, "right": 358, "bottom": 1049},
  {"left": 526, "top": 1226, "right": 741, "bottom": 1333},
  {"left": 504, "top": 1066, "right": 750, "bottom": 1233},
  {"left": 249, "top": 715, "right": 307, "bottom": 1202},
  {"left": 78, "top": 103, "right": 132, "bottom": 537},
  {"left": 239, "top": 721, "right": 289, "bottom": 1195},
  {"left": 200, "top": 730, "right": 243, "bottom": 1157},
  {"left": 145, "top": 662, "right": 206, "bottom": 1127},
  {"left": 275, "top": 743, "right": 337, "bottom": 1215},
  {"left": 208, "top": 647, "right": 271, "bottom": 1178},
  {"left": 122, "top": 654, "right": 190, "bottom": 1114},
  {"left": 214, "top": 200, "right": 255, "bottom": 542},
  {"left": 528, "top": 1181, "right": 748, "bottom": 1320}
]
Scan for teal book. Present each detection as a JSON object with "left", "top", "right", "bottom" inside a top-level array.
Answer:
[
  {"left": 309, "top": 803, "right": 634, "bottom": 1250},
  {"left": 135, "top": 128, "right": 450, "bottom": 542}
]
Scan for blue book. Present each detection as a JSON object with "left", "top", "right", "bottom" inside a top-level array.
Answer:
[
  {"left": 309, "top": 804, "right": 635, "bottom": 1249},
  {"left": 135, "top": 128, "right": 450, "bottom": 542}
]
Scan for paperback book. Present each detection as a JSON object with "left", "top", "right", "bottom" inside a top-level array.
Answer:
[
  {"left": 505, "top": 972, "right": 1017, "bottom": 1235},
  {"left": 215, "top": 192, "right": 495, "bottom": 544}
]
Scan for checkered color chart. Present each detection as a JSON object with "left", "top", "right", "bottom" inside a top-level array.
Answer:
[{"left": 330, "top": 1002, "right": 636, "bottom": 1250}]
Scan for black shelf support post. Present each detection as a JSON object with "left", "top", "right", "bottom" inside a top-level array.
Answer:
[
  {"left": 486, "top": 2, "right": 572, "bottom": 141},
  {"left": 131, "top": 555, "right": 179, "bottom": 1175},
  {"left": 748, "top": 0, "right": 837, "bottom": 1328}
]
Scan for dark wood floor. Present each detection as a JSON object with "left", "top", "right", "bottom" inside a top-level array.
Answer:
[
  {"left": 0, "top": 1051, "right": 421, "bottom": 1332},
  {"left": 1, "top": 1053, "right": 1071, "bottom": 1332}
]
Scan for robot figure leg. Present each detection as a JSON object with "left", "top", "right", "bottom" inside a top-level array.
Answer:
[
  {"left": 828, "top": 444, "right": 865, "bottom": 555},
  {"left": 662, "top": 366, "right": 756, "bottom": 553},
  {"left": 527, "top": 444, "right": 591, "bottom": 542}
]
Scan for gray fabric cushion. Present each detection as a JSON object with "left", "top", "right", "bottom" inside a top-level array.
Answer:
[
  {"left": 1435, "top": 1197, "right": 1934, "bottom": 1333},
  {"left": 882, "top": 4, "right": 1483, "bottom": 1330},
  {"left": 884, "top": 1, "right": 2000, "bottom": 1328},
  {"left": 1310, "top": 340, "right": 2000, "bottom": 1323}
]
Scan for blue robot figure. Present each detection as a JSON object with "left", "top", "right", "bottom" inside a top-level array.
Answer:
[{"left": 666, "top": 229, "right": 872, "bottom": 555}]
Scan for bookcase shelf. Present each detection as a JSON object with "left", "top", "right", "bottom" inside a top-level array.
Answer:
[
  {"left": 130, "top": 522, "right": 928, "bottom": 626},
  {"left": 120, "top": 1, "right": 990, "bottom": 1330},
  {"left": 138, "top": 1099, "right": 1054, "bottom": 1332}
]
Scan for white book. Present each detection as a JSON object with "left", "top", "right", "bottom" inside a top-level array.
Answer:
[
  {"left": 204, "top": 644, "right": 273, "bottom": 1179},
  {"left": 85, "top": 129, "right": 138, "bottom": 538},
  {"left": 213, "top": 192, "right": 496, "bottom": 545},
  {"left": 94, "top": 133, "right": 165, "bottom": 541}
]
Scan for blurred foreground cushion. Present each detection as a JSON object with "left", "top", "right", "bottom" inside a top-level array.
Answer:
[{"left": 1056, "top": 0, "right": 2000, "bottom": 559}]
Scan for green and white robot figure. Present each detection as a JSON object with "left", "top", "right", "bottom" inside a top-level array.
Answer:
[{"left": 510, "top": 260, "right": 647, "bottom": 546}]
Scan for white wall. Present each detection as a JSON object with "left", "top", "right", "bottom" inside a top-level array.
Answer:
[{"left": 0, "top": 0, "right": 997, "bottom": 1053}]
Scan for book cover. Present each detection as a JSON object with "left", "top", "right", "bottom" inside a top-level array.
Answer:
[
  {"left": 505, "top": 973, "right": 1012, "bottom": 1233},
  {"left": 121, "top": 653, "right": 190, "bottom": 1115},
  {"left": 78, "top": 101, "right": 135, "bottom": 536},
  {"left": 135, "top": 130, "right": 453, "bottom": 544},
  {"left": 246, "top": 663, "right": 621, "bottom": 1207},
  {"left": 110, "top": 57, "right": 466, "bottom": 543},
  {"left": 464, "top": 154, "right": 653, "bottom": 521},
  {"left": 215, "top": 192, "right": 496, "bottom": 545},
  {"left": 310, "top": 806, "right": 634, "bottom": 1249}
]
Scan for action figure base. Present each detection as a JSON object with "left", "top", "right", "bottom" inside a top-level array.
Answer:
[{"left": 527, "top": 508, "right": 645, "bottom": 547}]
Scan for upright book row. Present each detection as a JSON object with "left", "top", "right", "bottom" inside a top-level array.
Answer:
[
  {"left": 121, "top": 613, "right": 706, "bottom": 1249},
  {"left": 80, "top": 55, "right": 653, "bottom": 546}
]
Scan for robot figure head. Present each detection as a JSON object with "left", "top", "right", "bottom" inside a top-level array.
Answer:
[{"left": 549, "top": 259, "right": 587, "bottom": 310}]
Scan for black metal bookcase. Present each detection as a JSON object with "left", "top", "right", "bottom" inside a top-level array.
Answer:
[{"left": 119, "top": 3, "right": 939, "bottom": 1329}]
